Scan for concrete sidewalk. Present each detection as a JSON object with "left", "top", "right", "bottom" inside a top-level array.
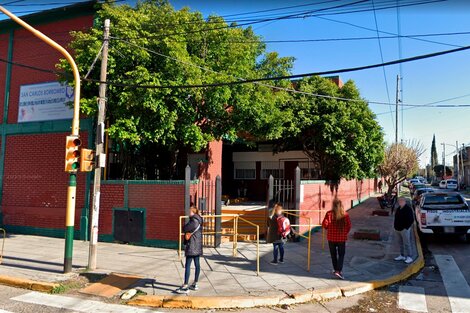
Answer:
[{"left": 0, "top": 197, "right": 423, "bottom": 308}]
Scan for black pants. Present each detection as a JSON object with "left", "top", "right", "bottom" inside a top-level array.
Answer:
[{"left": 328, "top": 241, "right": 346, "bottom": 272}]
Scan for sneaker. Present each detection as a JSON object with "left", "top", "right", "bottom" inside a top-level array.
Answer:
[
  {"left": 279, "top": 260, "right": 284, "bottom": 264},
  {"left": 394, "top": 255, "right": 406, "bottom": 261},
  {"left": 334, "top": 271, "right": 345, "bottom": 280},
  {"left": 189, "top": 283, "right": 199, "bottom": 291},
  {"left": 404, "top": 257, "right": 414, "bottom": 264},
  {"left": 270, "top": 260, "right": 278, "bottom": 265},
  {"left": 175, "top": 285, "right": 189, "bottom": 294}
]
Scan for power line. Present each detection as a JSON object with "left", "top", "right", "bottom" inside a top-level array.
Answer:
[
  {"left": 316, "top": 15, "right": 460, "bottom": 48},
  {"left": 125, "top": 0, "right": 438, "bottom": 41},
  {"left": 2, "top": 54, "right": 470, "bottom": 109},
  {"left": 371, "top": 0, "right": 394, "bottom": 129},
  {"left": 95, "top": 41, "right": 470, "bottom": 89}
]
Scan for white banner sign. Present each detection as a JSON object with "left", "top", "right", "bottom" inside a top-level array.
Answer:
[{"left": 18, "top": 82, "right": 74, "bottom": 123}]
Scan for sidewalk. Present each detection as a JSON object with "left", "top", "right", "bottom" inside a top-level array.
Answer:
[{"left": 0, "top": 197, "right": 423, "bottom": 309}]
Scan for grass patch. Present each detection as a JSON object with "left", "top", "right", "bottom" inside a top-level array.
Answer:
[{"left": 51, "top": 280, "right": 84, "bottom": 294}]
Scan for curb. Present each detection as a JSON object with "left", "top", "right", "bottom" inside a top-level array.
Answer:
[
  {"left": 128, "top": 225, "right": 425, "bottom": 309},
  {"left": 0, "top": 274, "right": 59, "bottom": 292}
]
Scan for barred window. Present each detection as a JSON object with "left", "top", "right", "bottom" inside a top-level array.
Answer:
[
  {"left": 234, "top": 162, "right": 256, "bottom": 180},
  {"left": 261, "top": 161, "right": 284, "bottom": 179}
]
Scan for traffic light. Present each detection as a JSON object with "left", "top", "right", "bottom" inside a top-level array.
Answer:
[
  {"left": 80, "top": 149, "right": 95, "bottom": 172},
  {"left": 65, "top": 136, "right": 81, "bottom": 172}
]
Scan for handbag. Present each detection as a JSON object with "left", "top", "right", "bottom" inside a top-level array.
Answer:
[{"left": 184, "top": 223, "right": 200, "bottom": 241}]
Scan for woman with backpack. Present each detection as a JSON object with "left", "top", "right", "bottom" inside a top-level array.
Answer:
[
  {"left": 176, "top": 206, "right": 203, "bottom": 294},
  {"left": 267, "top": 203, "right": 291, "bottom": 265},
  {"left": 322, "top": 198, "right": 352, "bottom": 280}
]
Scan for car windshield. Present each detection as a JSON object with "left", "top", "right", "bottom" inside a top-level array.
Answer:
[
  {"left": 424, "top": 194, "right": 464, "bottom": 205},
  {"left": 447, "top": 180, "right": 457, "bottom": 184}
]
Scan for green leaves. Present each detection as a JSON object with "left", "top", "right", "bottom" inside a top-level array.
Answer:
[
  {"left": 278, "top": 77, "right": 384, "bottom": 180},
  {"left": 59, "top": 0, "right": 292, "bottom": 153}
]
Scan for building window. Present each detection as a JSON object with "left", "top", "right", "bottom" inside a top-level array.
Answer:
[
  {"left": 261, "top": 161, "right": 284, "bottom": 179},
  {"left": 299, "top": 161, "right": 318, "bottom": 180},
  {"left": 233, "top": 162, "right": 256, "bottom": 180}
]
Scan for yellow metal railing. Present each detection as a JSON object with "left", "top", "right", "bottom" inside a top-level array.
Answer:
[
  {"left": 0, "top": 228, "right": 5, "bottom": 264},
  {"left": 236, "top": 216, "right": 260, "bottom": 275},
  {"left": 178, "top": 214, "right": 260, "bottom": 275},
  {"left": 284, "top": 209, "right": 326, "bottom": 250},
  {"left": 281, "top": 212, "right": 313, "bottom": 271}
]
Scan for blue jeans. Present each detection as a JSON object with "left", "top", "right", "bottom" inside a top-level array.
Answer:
[
  {"left": 184, "top": 256, "right": 200, "bottom": 285},
  {"left": 273, "top": 242, "right": 284, "bottom": 262}
]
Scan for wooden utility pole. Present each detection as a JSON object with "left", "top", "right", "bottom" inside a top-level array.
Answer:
[
  {"left": 395, "top": 75, "right": 400, "bottom": 144},
  {"left": 88, "top": 19, "right": 110, "bottom": 270}
]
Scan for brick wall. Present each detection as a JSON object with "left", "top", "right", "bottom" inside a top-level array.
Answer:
[
  {"left": 98, "top": 184, "right": 125, "bottom": 235},
  {"left": 200, "top": 140, "right": 223, "bottom": 180},
  {"left": 2, "top": 132, "right": 88, "bottom": 230},
  {"left": 128, "top": 184, "right": 185, "bottom": 241},
  {"left": 298, "top": 178, "right": 377, "bottom": 233}
]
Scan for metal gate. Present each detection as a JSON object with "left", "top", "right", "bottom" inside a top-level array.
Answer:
[
  {"left": 267, "top": 167, "right": 301, "bottom": 224},
  {"left": 193, "top": 177, "right": 222, "bottom": 247}
]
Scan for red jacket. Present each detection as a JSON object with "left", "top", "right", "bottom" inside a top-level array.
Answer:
[{"left": 322, "top": 211, "right": 351, "bottom": 242}]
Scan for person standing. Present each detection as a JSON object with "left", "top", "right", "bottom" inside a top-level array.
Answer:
[
  {"left": 394, "top": 197, "right": 415, "bottom": 264},
  {"left": 176, "top": 206, "right": 203, "bottom": 294},
  {"left": 267, "top": 203, "right": 291, "bottom": 265},
  {"left": 322, "top": 199, "right": 352, "bottom": 280}
]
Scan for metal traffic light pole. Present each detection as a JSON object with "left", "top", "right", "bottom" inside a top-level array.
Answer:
[{"left": 0, "top": 6, "right": 81, "bottom": 274}]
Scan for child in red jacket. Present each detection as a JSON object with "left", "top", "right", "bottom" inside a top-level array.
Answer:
[{"left": 322, "top": 199, "right": 352, "bottom": 280}]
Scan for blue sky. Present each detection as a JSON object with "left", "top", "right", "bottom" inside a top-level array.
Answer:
[{"left": 2, "top": 0, "right": 470, "bottom": 166}]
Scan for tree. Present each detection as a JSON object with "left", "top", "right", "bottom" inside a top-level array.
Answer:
[
  {"left": 378, "top": 141, "right": 424, "bottom": 195},
  {"left": 430, "top": 134, "right": 438, "bottom": 178},
  {"left": 58, "top": 0, "right": 293, "bottom": 179},
  {"left": 276, "top": 77, "right": 384, "bottom": 180},
  {"left": 433, "top": 165, "right": 452, "bottom": 178}
]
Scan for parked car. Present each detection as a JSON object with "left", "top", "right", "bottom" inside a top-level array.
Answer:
[
  {"left": 415, "top": 192, "right": 470, "bottom": 240},
  {"left": 439, "top": 179, "right": 458, "bottom": 190},
  {"left": 409, "top": 183, "right": 426, "bottom": 196},
  {"left": 412, "top": 188, "right": 434, "bottom": 208}
]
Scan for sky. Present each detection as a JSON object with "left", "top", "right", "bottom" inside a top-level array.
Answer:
[{"left": 2, "top": 0, "right": 470, "bottom": 166}]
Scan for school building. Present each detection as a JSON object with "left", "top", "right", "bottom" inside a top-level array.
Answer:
[{"left": 0, "top": 2, "right": 377, "bottom": 249}]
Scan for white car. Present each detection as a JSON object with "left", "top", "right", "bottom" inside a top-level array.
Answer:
[
  {"left": 416, "top": 192, "right": 470, "bottom": 240},
  {"left": 439, "top": 179, "right": 458, "bottom": 190}
]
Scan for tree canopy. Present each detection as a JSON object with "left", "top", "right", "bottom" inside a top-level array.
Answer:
[
  {"left": 58, "top": 0, "right": 384, "bottom": 180},
  {"left": 379, "top": 141, "right": 424, "bottom": 195},
  {"left": 276, "top": 77, "right": 384, "bottom": 180}
]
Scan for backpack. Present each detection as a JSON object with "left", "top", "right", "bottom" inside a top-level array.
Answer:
[{"left": 276, "top": 215, "right": 291, "bottom": 238}]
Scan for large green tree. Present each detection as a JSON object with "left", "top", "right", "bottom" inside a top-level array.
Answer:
[
  {"left": 59, "top": 0, "right": 293, "bottom": 178},
  {"left": 276, "top": 76, "right": 384, "bottom": 180}
]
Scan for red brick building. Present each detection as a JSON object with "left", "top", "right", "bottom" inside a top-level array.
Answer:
[
  {"left": 0, "top": 2, "right": 222, "bottom": 248},
  {"left": 0, "top": 2, "right": 376, "bottom": 249}
]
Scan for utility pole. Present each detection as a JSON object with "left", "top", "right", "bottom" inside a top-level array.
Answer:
[
  {"left": 88, "top": 19, "right": 110, "bottom": 270},
  {"left": 395, "top": 75, "right": 400, "bottom": 144},
  {"left": 461, "top": 144, "right": 465, "bottom": 186},
  {"left": 456, "top": 141, "right": 460, "bottom": 187},
  {"left": 441, "top": 143, "right": 446, "bottom": 179}
]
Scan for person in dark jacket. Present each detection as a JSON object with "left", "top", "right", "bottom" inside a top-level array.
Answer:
[
  {"left": 176, "top": 206, "right": 203, "bottom": 294},
  {"left": 394, "top": 197, "right": 415, "bottom": 264},
  {"left": 267, "top": 203, "right": 290, "bottom": 265}
]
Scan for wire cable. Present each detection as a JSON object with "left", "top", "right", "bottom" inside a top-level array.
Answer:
[
  {"left": 371, "top": 0, "right": 394, "bottom": 129},
  {"left": 96, "top": 41, "right": 470, "bottom": 90},
  {"left": 2, "top": 55, "right": 470, "bottom": 108}
]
